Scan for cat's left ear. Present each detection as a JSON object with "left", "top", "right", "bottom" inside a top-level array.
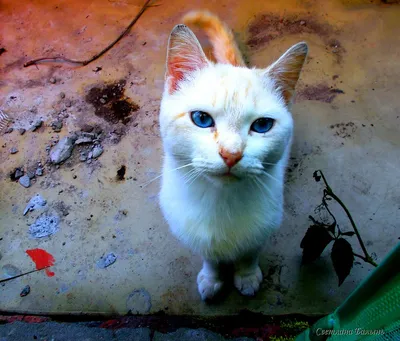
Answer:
[
  {"left": 264, "top": 42, "right": 308, "bottom": 106},
  {"left": 166, "top": 24, "right": 209, "bottom": 94}
]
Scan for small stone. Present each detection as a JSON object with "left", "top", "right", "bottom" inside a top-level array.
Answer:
[
  {"left": 15, "top": 168, "right": 24, "bottom": 179},
  {"left": 75, "top": 137, "right": 93, "bottom": 145},
  {"left": 35, "top": 168, "right": 43, "bottom": 176},
  {"left": 18, "top": 128, "right": 26, "bottom": 135},
  {"left": 27, "top": 170, "right": 35, "bottom": 179},
  {"left": 300, "top": 20, "right": 306, "bottom": 25},
  {"left": 79, "top": 153, "right": 87, "bottom": 162},
  {"left": 5, "top": 127, "right": 13, "bottom": 134},
  {"left": 20, "top": 285, "right": 31, "bottom": 297},
  {"left": 88, "top": 151, "right": 93, "bottom": 159},
  {"left": 60, "top": 92, "right": 66, "bottom": 99},
  {"left": 10, "top": 147, "right": 18, "bottom": 154},
  {"left": 49, "top": 77, "right": 56, "bottom": 84},
  {"left": 96, "top": 252, "right": 117, "bottom": 268},
  {"left": 92, "top": 145, "right": 103, "bottom": 158},
  {"left": 51, "top": 120, "right": 63, "bottom": 132},
  {"left": 86, "top": 159, "right": 92, "bottom": 164},
  {"left": 65, "top": 100, "right": 72, "bottom": 107},
  {"left": 99, "top": 98, "right": 106, "bottom": 104},
  {"left": 31, "top": 120, "right": 43, "bottom": 132},
  {"left": 19, "top": 175, "right": 31, "bottom": 188},
  {"left": 50, "top": 137, "right": 74, "bottom": 164}
]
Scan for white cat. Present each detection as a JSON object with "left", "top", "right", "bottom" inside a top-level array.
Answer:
[{"left": 159, "top": 11, "right": 308, "bottom": 300}]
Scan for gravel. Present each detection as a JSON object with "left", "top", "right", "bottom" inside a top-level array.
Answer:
[
  {"left": 19, "top": 175, "right": 31, "bottom": 188},
  {"left": 10, "top": 147, "right": 18, "bottom": 154},
  {"left": 50, "top": 137, "right": 74, "bottom": 164}
]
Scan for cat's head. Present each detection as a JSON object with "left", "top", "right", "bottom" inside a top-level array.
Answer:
[{"left": 160, "top": 24, "right": 307, "bottom": 184}]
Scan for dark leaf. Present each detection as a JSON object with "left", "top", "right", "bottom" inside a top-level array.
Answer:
[
  {"left": 341, "top": 231, "right": 355, "bottom": 237},
  {"left": 331, "top": 238, "right": 354, "bottom": 286},
  {"left": 313, "top": 171, "right": 321, "bottom": 182},
  {"left": 300, "top": 225, "right": 334, "bottom": 264}
]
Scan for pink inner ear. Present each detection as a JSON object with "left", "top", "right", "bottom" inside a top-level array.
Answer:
[{"left": 168, "top": 56, "right": 197, "bottom": 94}]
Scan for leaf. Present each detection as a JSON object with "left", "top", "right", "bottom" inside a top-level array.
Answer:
[
  {"left": 341, "top": 231, "right": 355, "bottom": 237},
  {"left": 313, "top": 171, "right": 321, "bottom": 182},
  {"left": 331, "top": 238, "right": 354, "bottom": 286},
  {"left": 300, "top": 225, "right": 334, "bottom": 264}
]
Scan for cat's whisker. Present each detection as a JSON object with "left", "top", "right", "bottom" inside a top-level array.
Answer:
[
  {"left": 140, "top": 163, "right": 193, "bottom": 188},
  {"left": 261, "top": 161, "right": 279, "bottom": 166},
  {"left": 261, "top": 169, "right": 282, "bottom": 184}
]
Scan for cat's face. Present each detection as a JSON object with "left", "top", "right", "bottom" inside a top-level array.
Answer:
[{"left": 160, "top": 25, "right": 307, "bottom": 184}]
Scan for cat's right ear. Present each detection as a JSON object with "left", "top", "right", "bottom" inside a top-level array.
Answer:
[{"left": 166, "top": 24, "right": 209, "bottom": 94}]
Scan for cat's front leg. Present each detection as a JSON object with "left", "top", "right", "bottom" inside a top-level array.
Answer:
[
  {"left": 197, "top": 259, "right": 224, "bottom": 301},
  {"left": 234, "top": 253, "right": 263, "bottom": 296}
]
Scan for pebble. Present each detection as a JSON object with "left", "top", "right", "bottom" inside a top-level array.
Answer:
[
  {"left": 96, "top": 253, "right": 117, "bottom": 269},
  {"left": 92, "top": 145, "right": 103, "bottom": 158},
  {"left": 65, "top": 100, "right": 72, "bottom": 107},
  {"left": 19, "top": 175, "right": 31, "bottom": 188},
  {"left": 20, "top": 285, "right": 31, "bottom": 297},
  {"left": 88, "top": 151, "right": 93, "bottom": 159},
  {"left": 27, "top": 170, "right": 36, "bottom": 179},
  {"left": 60, "top": 92, "right": 66, "bottom": 99},
  {"left": 49, "top": 77, "right": 56, "bottom": 84},
  {"left": 18, "top": 128, "right": 26, "bottom": 135},
  {"left": 50, "top": 137, "right": 74, "bottom": 164},
  {"left": 99, "top": 98, "right": 106, "bottom": 104},
  {"left": 5, "top": 127, "right": 13, "bottom": 134},
  {"left": 75, "top": 137, "right": 93, "bottom": 145},
  {"left": 51, "top": 120, "right": 63, "bottom": 132},
  {"left": 35, "top": 168, "right": 43, "bottom": 176},
  {"left": 31, "top": 120, "right": 43, "bottom": 132},
  {"left": 300, "top": 20, "right": 306, "bottom": 25},
  {"left": 79, "top": 153, "right": 87, "bottom": 162},
  {"left": 14, "top": 168, "right": 24, "bottom": 179},
  {"left": 10, "top": 147, "right": 18, "bottom": 154}
]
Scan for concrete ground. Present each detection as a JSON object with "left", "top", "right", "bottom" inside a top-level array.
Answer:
[{"left": 1, "top": 0, "right": 400, "bottom": 318}]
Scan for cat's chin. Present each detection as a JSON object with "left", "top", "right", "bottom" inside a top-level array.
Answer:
[{"left": 205, "top": 172, "right": 242, "bottom": 184}]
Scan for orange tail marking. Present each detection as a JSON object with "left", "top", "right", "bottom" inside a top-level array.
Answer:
[{"left": 182, "top": 11, "right": 245, "bottom": 67}]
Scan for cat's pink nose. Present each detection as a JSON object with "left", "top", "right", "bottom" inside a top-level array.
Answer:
[{"left": 219, "top": 149, "right": 243, "bottom": 168}]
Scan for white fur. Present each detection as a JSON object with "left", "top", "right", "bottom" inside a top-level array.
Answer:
[{"left": 159, "top": 64, "right": 293, "bottom": 262}]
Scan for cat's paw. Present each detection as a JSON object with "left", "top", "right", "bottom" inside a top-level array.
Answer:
[
  {"left": 197, "top": 268, "right": 223, "bottom": 301},
  {"left": 234, "top": 266, "right": 263, "bottom": 296}
]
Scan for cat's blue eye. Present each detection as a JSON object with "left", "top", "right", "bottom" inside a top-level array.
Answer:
[
  {"left": 190, "top": 111, "right": 214, "bottom": 128},
  {"left": 250, "top": 118, "right": 274, "bottom": 133}
]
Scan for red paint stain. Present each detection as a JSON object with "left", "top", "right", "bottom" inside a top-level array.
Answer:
[{"left": 26, "top": 248, "right": 55, "bottom": 277}]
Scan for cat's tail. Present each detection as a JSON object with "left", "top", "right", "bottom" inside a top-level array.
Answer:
[{"left": 182, "top": 10, "right": 245, "bottom": 67}]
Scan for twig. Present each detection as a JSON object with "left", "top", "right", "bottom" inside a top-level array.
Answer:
[
  {"left": 0, "top": 266, "right": 50, "bottom": 284},
  {"left": 315, "top": 170, "right": 378, "bottom": 267},
  {"left": 24, "top": 0, "right": 153, "bottom": 68}
]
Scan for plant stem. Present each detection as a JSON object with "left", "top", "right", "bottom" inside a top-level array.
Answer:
[
  {"left": 353, "top": 253, "right": 378, "bottom": 267},
  {"left": 315, "top": 170, "right": 378, "bottom": 267}
]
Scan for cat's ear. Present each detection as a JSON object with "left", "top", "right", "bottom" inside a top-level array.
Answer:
[
  {"left": 166, "top": 24, "right": 209, "bottom": 94},
  {"left": 265, "top": 42, "right": 308, "bottom": 106}
]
